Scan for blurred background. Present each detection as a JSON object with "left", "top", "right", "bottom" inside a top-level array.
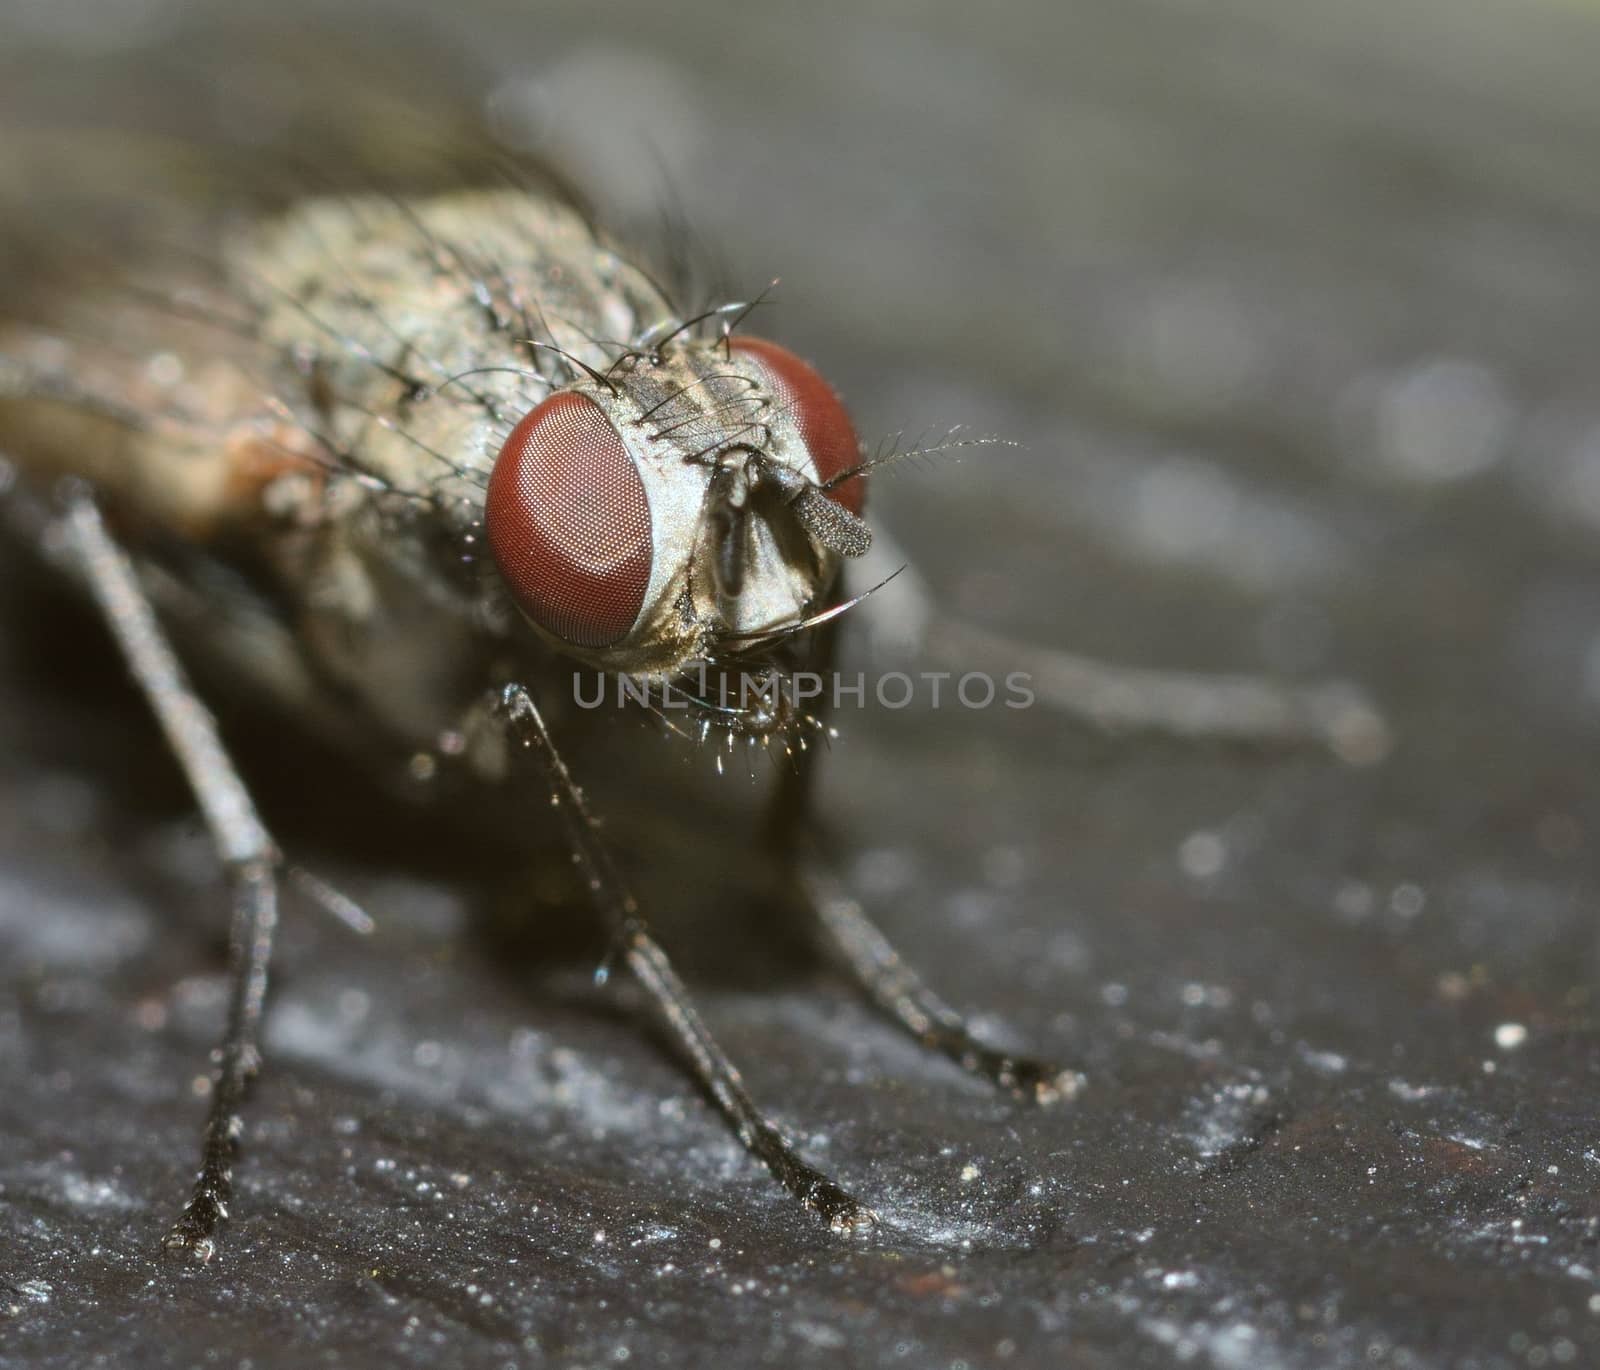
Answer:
[{"left": 3, "top": 2, "right": 1600, "bottom": 1367}]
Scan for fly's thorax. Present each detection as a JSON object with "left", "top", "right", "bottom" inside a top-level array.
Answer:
[
  {"left": 234, "top": 190, "right": 665, "bottom": 395},
  {"left": 484, "top": 337, "right": 869, "bottom": 679},
  {"left": 206, "top": 188, "right": 672, "bottom": 634},
  {"left": 228, "top": 190, "right": 665, "bottom": 503}
]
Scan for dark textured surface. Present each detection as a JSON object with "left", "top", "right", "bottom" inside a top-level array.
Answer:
[{"left": 5, "top": 2, "right": 1600, "bottom": 1366}]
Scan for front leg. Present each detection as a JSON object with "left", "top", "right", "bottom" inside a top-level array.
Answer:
[
  {"left": 495, "top": 683, "right": 876, "bottom": 1233},
  {"left": 790, "top": 839, "right": 1084, "bottom": 1103},
  {"left": 768, "top": 620, "right": 1084, "bottom": 1104}
]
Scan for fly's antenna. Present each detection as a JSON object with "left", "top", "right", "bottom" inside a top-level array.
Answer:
[{"left": 824, "top": 428, "right": 1019, "bottom": 492}]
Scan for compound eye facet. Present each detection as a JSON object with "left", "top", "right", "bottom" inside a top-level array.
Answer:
[
  {"left": 486, "top": 392, "right": 653, "bottom": 649},
  {"left": 730, "top": 336, "right": 865, "bottom": 514}
]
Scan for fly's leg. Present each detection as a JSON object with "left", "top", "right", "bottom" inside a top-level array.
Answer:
[
  {"left": 933, "top": 616, "right": 1389, "bottom": 764},
  {"left": 792, "top": 836, "right": 1084, "bottom": 1103},
  {"left": 769, "top": 627, "right": 1084, "bottom": 1104},
  {"left": 60, "top": 492, "right": 278, "bottom": 1264},
  {"left": 806, "top": 525, "right": 1385, "bottom": 1084},
  {"left": 496, "top": 684, "right": 875, "bottom": 1234},
  {"left": 855, "top": 526, "right": 1391, "bottom": 766}
]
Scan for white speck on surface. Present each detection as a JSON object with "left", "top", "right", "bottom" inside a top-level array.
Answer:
[
  {"left": 1137, "top": 1312, "right": 1287, "bottom": 1370},
  {"left": 1389, "top": 883, "right": 1426, "bottom": 918},
  {"left": 1494, "top": 1023, "right": 1529, "bottom": 1050},
  {"left": 1296, "top": 1044, "right": 1348, "bottom": 1076},
  {"left": 16, "top": 1279, "right": 52, "bottom": 1304},
  {"left": 792, "top": 1322, "right": 847, "bottom": 1350},
  {"left": 57, "top": 1170, "right": 136, "bottom": 1211},
  {"left": 1370, "top": 358, "right": 1512, "bottom": 484},
  {"left": 1180, "top": 983, "right": 1234, "bottom": 1011},
  {"left": 1182, "top": 1081, "right": 1273, "bottom": 1159},
  {"left": 1178, "top": 830, "right": 1227, "bottom": 880}
]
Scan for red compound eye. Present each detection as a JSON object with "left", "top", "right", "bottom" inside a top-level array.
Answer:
[
  {"left": 486, "top": 392, "right": 653, "bottom": 649},
  {"left": 730, "top": 337, "right": 865, "bottom": 514}
]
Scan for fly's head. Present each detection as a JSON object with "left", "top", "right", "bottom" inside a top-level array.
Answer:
[{"left": 483, "top": 332, "right": 871, "bottom": 740}]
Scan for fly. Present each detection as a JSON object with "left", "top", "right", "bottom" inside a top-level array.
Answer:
[{"left": 0, "top": 130, "right": 1388, "bottom": 1263}]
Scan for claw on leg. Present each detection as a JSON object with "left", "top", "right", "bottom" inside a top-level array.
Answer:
[
  {"left": 979, "top": 1050, "right": 1087, "bottom": 1106},
  {"left": 161, "top": 1192, "right": 228, "bottom": 1265},
  {"left": 803, "top": 1175, "right": 878, "bottom": 1234}
]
